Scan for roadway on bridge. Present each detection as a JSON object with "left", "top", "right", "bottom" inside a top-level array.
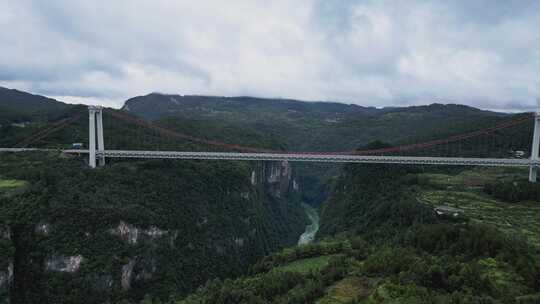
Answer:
[
  {"left": 38, "top": 148, "right": 540, "bottom": 167},
  {"left": 2, "top": 148, "right": 539, "bottom": 167}
]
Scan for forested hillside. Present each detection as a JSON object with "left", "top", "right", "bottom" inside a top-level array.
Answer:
[
  {"left": 2, "top": 87, "right": 539, "bottom": 303},
  {"left": 121, "top": 93, "right": 530, "bottom": 206},
  {"left": 123, "top": 93, "right": 507, "bottom": 152},
  {"left": 0, "top": 87, "right": 71, "bottom": 124},
  {"left": 175, "top": 164, "right": 540, "bottom": 303},
  {"left": 0, "top": 88, "right": 309, "bottom": 303},
  {"left": 0, "top": 152, "right": 306, "bottom": 303}
]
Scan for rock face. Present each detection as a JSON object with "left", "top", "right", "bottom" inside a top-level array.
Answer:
[
  {"left": 35, "top": 223, "right": 50, "bottom": 235},
  {"left": 3, "top": 160, "right": 306, "bottom": 304},
  {"left": 46, "top": 255, "right": 83, "bottom": 273},
  {"left": 0, "top": 226, "right": 10, "bottom": 239},
  {"left": 0, "top": 264, "right": 12, "bottom": 292},
  {"left": 0, "top": 225, "right": 12, "bottom": 294},
  {"left": 121, "top": 259, "right": 136, "bottom": 291},
  {"left": 111, "top": 221, "right": 171, "bottom": 291},
  {"left": 251, "top": 161, "right": 295, "bottom": 198},
  {"left": 111, "top": 221, "right": 170, "bottom": 245}
]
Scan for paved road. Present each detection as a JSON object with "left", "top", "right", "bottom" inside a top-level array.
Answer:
[{"left": 2, "top": 148, "right": 539, "bottom": 167}]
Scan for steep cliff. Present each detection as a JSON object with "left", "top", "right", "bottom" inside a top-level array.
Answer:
[
  {"left": 0, "top": 225, "right": 12, "bottom": 302},
  {"left": 173, "top": 164, "right": 539, "bottom": 303},
  {"left": 250, "top": 161, "right": 306, "bottom": 247},
  {"left": 252, "top": 161, "right": 295, "bottom": 198},
  {"left": 0, "top": 153, "right": 306, "bottom": 303}
]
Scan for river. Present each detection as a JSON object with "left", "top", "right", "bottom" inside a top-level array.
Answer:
[{"left": 297, "top": 203, "right": 320, "bottom": 245}]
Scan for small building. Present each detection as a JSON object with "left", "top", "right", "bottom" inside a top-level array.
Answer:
[
  {"left": 72, "top": 143, "right": 84, "bottom": 149},
  {"left": 434, "top": 206, "right": 463, "bottom": 217}
]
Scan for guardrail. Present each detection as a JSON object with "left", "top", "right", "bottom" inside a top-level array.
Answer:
[{"left": 3, "top": 148, "right": 539, "bottom": 167}]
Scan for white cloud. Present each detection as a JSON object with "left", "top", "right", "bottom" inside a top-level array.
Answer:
[{"left": 0, "top": 0, "right": 539, "bottom": 111}]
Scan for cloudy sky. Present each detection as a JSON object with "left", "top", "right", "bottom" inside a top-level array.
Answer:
[{"left": 1, "top": 0, "right": 539, "bottom": 111}]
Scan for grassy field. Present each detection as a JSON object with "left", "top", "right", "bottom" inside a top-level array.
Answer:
[
  {"left": 419, "top": 167, "right": 528, "bottom": 189},
  {"left": 0, "top": 177, "right": 27, "bottom": 197},
  {"left": 316, "top": 276, "right": 373, "bottom": 304},
  {"left": 0, "top": 179, "right": 26, "bottom": 188},
  {"left": 274, "top": 255, "right": 335, "bottom": 274},
  {"left": 274, "top": 255, "right": 376, "bottom": 303},
  {"left": 418, "top": 167, "right": 540, "bottom": 248}
]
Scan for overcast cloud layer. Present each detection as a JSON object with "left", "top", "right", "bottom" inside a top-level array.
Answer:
[{"left": 1, "top": 0, "right": 539, "bottom": 111}]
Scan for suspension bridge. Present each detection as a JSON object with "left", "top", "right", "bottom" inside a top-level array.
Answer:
[{"left": 1, "top": 106, "right": 540, "bottom": 181}]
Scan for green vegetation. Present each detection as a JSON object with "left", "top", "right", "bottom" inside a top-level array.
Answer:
[
  {"left": 273, "top": 255, "right": 334, "bottom": 274},
  {"left": 2, "top": 87, "right": 540, "bottom": 303},
  {"left": 418, "top": 167, "right": 540, "bottom": 248},
  {"left": 0, "top": 179, "right": 25, "bottom": 189},
  {"left": 0, "top": 178, "right": 27, "bottom": 199},
  {"left": 2, "top": 88, "right": 533, "bottom": 205},
  {"left": 124, "top": 94, "right": 512, "bottom": 153},
  {"left": 173, "top": 224, "right": 540, "bottom": 303},
  {"left": 174, "top": 164, "right": 540, "bottom": 303},
  {"left": 124, "top": 93, "right": 533, "bottom": 206},
  {"left": 0, "top": 87, "right": 70, "bottom": 124},
  {"left": 0, "top": 152, "right": 306, "bottom": 303},
  {"left": 418, "top": 167, "right": 528, "bottom": 189},
  {"left": 317, "top": 164, "right": 540, "bottom": 302},
  {"left": 316, "top": 276, "right": 371, "bottom": 304},
  {"left": 420, "top": 190, "right": 540, "bottom": 248},
  {"left": 0, "top": 88, "right": 313, "bottom": 303},
  {"left": 176, "top": 242, "right": 351, "bottom": 304}
]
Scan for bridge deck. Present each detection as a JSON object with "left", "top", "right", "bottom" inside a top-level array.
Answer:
[{"left": 2, "top": 148, "right": 537, "bottom": 167}]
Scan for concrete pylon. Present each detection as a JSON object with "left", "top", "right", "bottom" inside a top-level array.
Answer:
[
  {"left": 529, "top": 112, "right": 540, "bottom": 182},
  {"left": 96, "top": 109, "right": 105, "bottom": 166},
  {"left": 88, "top": 106, "right": 105, "bottom": 168},
  {"left": 89, "top": 107, "right": 97, "bottom": 168}
]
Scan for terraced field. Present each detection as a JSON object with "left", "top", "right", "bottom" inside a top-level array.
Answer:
[
  {"left": 419, "top": 167, "right": 527, "bottom": 189},
  {"left": 418, "top": 167, "right": 540, "bottom": 248}
]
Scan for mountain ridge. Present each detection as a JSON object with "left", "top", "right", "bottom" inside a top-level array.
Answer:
[
  {"left": 119, "top": 92, "right": 512, "bottom": 154},
  {"left": 122, "top": 92, "right": 506, "bottom": 118}
]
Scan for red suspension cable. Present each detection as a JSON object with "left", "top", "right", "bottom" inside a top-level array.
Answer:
[{"left": 108, "top": 110, "right": 534, "bottom": 155}]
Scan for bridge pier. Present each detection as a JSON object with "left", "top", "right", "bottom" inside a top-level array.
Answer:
[
  {"left": 88, "top": 106, "right": 105, "bottom": 168},
  {"left": 529, "top": 112, "right": 540, "bottom": 182},
  {"left": 96, "top": 109, "right": 105, "bottom": 166}
]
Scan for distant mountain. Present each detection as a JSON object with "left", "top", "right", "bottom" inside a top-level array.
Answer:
[
  {"left": 121, "top": 94, "right": 519, "bottom": 206},
  {"left": 122, "top": 93, "right": 508, "bottom": 152},
  {"left": 123, "top": 93, "right": 381, "bottom": 120},
  {"left": 0, "top": 88, "right": 293, "bottom": 153},
  {"left": 0, "top": 87, "right": 509, "bottom": 152},
  {"left": 0, "top": 87, "right": 71, "bottom": 124}
]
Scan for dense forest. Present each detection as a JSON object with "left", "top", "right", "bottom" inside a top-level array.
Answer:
[
  {"left": 123, "top": 93, "right": 534, "bottom": 206},
  {"left": 173, "top": 164, "right": 540, "bottom": 303},
  {"left": 0, "top": 88, "right": 311, "bottom": 303},
  {"left": 0, "top": 152, "right": 307, "bottom": 303},
  {"left": 123, "top": 93, "right": 508, "bottom": 153},
  {"left": 0, "top": 87, "right": 70, "bottom": 124},
  {"left": 1, "top": 87, "right": 539, "bottom": 303}
]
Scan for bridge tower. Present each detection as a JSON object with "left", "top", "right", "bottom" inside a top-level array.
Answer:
[
  {"left": 88, "top": 106, "right": 105, "bottom": 168},
  {"left": 529, "top": 112, "right": 540, "bottom": 182}
]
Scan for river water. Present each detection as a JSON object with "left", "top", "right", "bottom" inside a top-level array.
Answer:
[{"left": 297, "top": 203, "right": 320, "bottom": 245}]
